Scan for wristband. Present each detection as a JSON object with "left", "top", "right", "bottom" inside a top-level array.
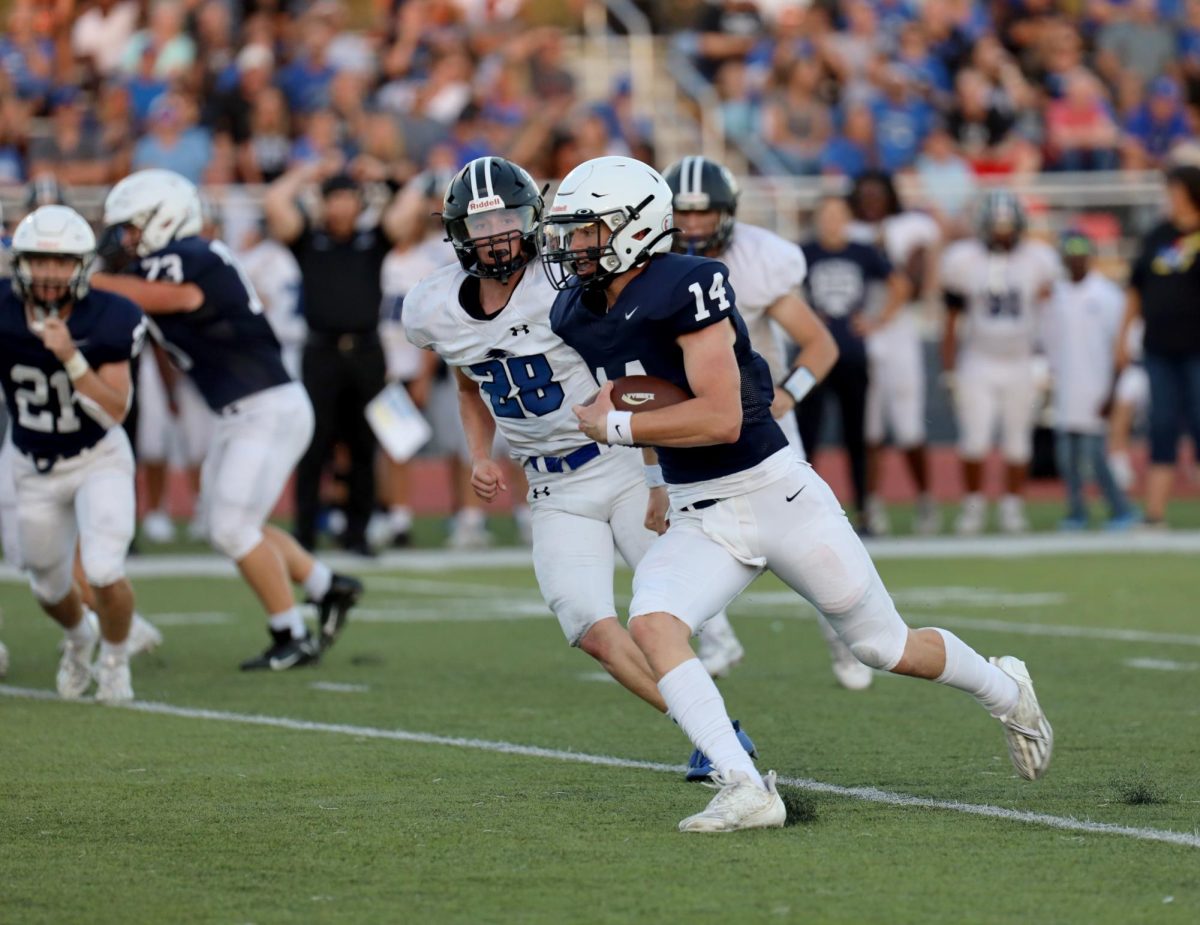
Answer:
[
  {"left": 644, "top": 464, "right": 665, "bottom": 488},
  {"left": 606, "top": 410, "right": 635, "bottom": 446},
  {"left": 781, "top": 366, "right": 816, "bottom": 403},
  {"left": 64, "top": 351, "right": 90, "bottom": 382}
]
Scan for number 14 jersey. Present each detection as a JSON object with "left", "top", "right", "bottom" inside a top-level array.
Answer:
[{"left": 403, "top": 261, "right": 601, "bottom": 459}]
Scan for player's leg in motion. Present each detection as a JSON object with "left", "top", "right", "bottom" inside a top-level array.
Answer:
[
  {"left": 71, "top": 547, "right": 163, "bottom": 658},
  {"left": 765, "top": 467, "right": 1052, "bottom": 782},
  {"left": 200, "top": 385, "right": 360, "bottom": 670},
  {"left": 627, "top": 512, "right": 783, "bottom": 832},
  {"left": 135, "top": 355, "right": 176, "bottom": 543}
]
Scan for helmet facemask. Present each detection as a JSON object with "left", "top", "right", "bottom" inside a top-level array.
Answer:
[
  {"left": 13, "top": 252, "right": 92, "bottom": 326},
  {"left": 671, "top": 204, "right": 734, "bottom": 256},
  {"left": 96, "top": 221, "right": 144, "bottom": 273},
  {"left": 445, "top": 204, "right": 539, "bottom": 283},
  {"left": 541, "top": 197, "right": 673, "bottom": 292}
]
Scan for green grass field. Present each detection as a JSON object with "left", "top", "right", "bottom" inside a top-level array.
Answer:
[{"left": 2, "top": 545, "right": 1199, "bottom": 924}]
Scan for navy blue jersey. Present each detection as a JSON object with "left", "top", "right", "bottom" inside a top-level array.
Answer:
[
  {"left": 128, "top": 236, "right": 291, "bottom": 410},
  {"left": 0, "top": 280, "right": 145, "bottom": 463},
  {"left": 801, "top": 241, "right": 891, "bottom": 364},
  {"left": 550, "top": 254, "right": 786, "bottom": 485}
]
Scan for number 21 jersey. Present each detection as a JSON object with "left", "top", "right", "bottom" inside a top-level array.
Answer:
[{"left": 403, "top": 261, "right": 599, "bottom": 459}]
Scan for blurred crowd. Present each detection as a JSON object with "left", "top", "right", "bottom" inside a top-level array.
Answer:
[
  {"left": 682, "top": 0, "right": 1200, "bottom": 183},
  {"left": 0, "top": 0, "right": 652, "bottom": 192}
]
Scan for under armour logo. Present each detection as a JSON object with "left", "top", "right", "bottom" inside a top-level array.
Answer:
[
  {"left": 532, "top": 487, "right": 551, "bottom": 499},
  {"left": 510, "top": 324, "right": 530, "bottom": 336}
]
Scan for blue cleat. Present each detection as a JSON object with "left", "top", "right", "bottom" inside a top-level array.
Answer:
[
  {"left": 1105, "top": 511, "right": 1142, "bottom": 531},
  {"left": 686, "top": 720, "right": 758, "bottom": 782}
]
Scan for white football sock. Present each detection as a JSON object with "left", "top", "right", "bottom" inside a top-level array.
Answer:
[
  {"left": 933, "top": 628, "right": 1019, "bottom": 717},
  {"left": 457, "top": 507, "right": 485, "bottom": 528},
  {"left": 268, "top": 608, "right": 307, "bottom": 640},
  {"left": 65, "top": 615, "right": 94, "bottom": 646},
  {"left": 658, "top": 658, "right": 763, "bottom": 789},
  {"left": 388, "top": 506, "right": 413, "bottom": 533},
  {"left": 303, "top": 561, "right": 333, "bottom": 601},
  {"left": 99, "top": 639, "right": 128, "bottom": 661}
]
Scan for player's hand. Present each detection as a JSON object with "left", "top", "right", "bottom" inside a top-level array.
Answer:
[
  {"left": 572, "top": 381, "right": 614, "bottom": 444},
  {"left": 644, "top": 485, "right": 670, "bottom": 535},
  {"left": 470, "top": 458, "right": 507, "bottom": 503},
  {"left": 851, "top": 315, "right": 876, "bottom": 337},
  {"left": 770, "top": 388, "right": 796, "bottom": 420},
  {"left": 39, "top": 317, "right": 77, "bottom": 362}
]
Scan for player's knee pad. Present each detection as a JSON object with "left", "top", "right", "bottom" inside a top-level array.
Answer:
[
  {"left": 28, "top": 559, "right": 75, "bottom": 606},
  {"left": 207, "top": 508, "right": 264, "bottom": 561},
  {"left": 1002, "top": 430, "right": 1034, "bottom": 466},
  {"left": 79, "top": 535, "right": 129, "bottom": 589},
  {"left": 822, "top": 578, "right": 908, "bottom": 672}
]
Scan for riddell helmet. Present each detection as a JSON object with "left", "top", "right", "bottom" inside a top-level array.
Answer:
[
  {"left": 663, "top": 156, "right": 739, "bottom": 255},
  {"left": 540, "top": 155, "right": 675, "bottom": 291},
  {"left": 99, "top": 169, "right": 202, "bottom": 268},
  {"left": 442, "top": 157, "right": 543, "bottom": 282},
  {"left": 977, "top": 189, "right": 1026, "bottom": 252},
  {"left": 10, "top": 205, "right": 97, "bottom": 316}
]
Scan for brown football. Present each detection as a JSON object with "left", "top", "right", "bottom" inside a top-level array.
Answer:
[{"left": 610, "top": 375, "right": 691, "bottom": 412}]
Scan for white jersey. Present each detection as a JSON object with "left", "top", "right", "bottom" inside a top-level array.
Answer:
[
  {"left": 381, "top": 236, "right": 453, "bottom": 381},
  {"left": 403, "top": 261, "right": 601, "bottom": 459},
  {"left": 941, "top": 238, "right": 1059, "bottom": 359},
  {"left": 849, "top": 211, "right": 940, "bottom": 269},
  {"left": 239, "top": 239, "right": 304, "bottom": 360},
  {"left": 1043, "top": 271, "right": 1125, "bottom": 434},
  {"left": 720, "top": 221, "right": 807, "bottom": 380}
]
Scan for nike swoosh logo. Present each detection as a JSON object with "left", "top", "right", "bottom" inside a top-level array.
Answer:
[
  {"left": 625, "top": 307, "right": 639, "bottom": 320},
  {"left": 269, "top": 652, "right": 302, "bottom": 670},
  {"left": 615, "top": 424, "right": 624, "bottom": 439},
  {"left": 786, "top": 487, "right": 805, "bottom": 503}
]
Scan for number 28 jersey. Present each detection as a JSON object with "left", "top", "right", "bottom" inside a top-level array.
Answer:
[
  {"left": 127, "top": 235, "right": 292, "bottom": 411},
  {"left": 402, "top": 261, "right": 600, "bottom": 459},
  {"left": 0, "top": 280, "right": 145, "bottom": 462}
]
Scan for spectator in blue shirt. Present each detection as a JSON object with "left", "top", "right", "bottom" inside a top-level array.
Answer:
[
  {"left": 278, "top": 17, "right": 339, "bottom": 115},
  {"left": 132, "top": 93, "right": 214, "bottom": 184},
  {"left": 0, "top": 5, "right": 54, "bottom": 104},
  {"left": 1124, "top": 76, "right": 1192, "bottom": 167},
  {"left": 821, "top": 104, "right": 876, "bottom": 178},
  {"left": 870, "top": 66, "right": 935, "bottom": 172}
]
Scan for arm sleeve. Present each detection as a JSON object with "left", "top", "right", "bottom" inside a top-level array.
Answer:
[{"left": 654, "top": 259, "right": 741, "bottom": 337}]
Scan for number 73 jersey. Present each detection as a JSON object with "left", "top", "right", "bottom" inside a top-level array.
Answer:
[
  {"left": 402, "top": 262, "right": 600, "bottom": 459},
  {"left": 0, "top": 280, "right": 145, "bottom": 462}
]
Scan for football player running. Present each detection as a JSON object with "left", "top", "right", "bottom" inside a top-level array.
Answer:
[
  {"left": 91, "top": 169, "right": 361, "bottom": 671},
  {"left": 403, "top": 156, "right": 753, "bottom": 780},
  {"left": 0, "top": 205, "right": 146, "bottom": 702},
  {"left": 941, "top": 191, "right": 1058, "bottom": 535},
  {"left": 554, "top": 156, "right": 1053, "bottom": 833},
  {"left": 664, "top": 155, "right": 871, "bottom": 691}
]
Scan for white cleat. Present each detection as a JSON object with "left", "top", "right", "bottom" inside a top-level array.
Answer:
[
  {"left": 991, "top": 655, "right": 1053, "bottom": 780},
  {"left": 141, "top": 510, "right": 176, "bottom": 544},
  {"left": 679, "top": 770, "right": 787, "bottom": 833},
  {"left": 448, "top": 519, "right": 492, "bottom": 550},
  {"left": 698, "top": 622, "right": 745, "bottom": 679},
  {"left": 865, "top": 495, "right": 891, "bottom": 536},
  {"left": 830, "top": 648, "right": 874, "bottom": 691},
  {"left": 956, "top": 495, "right": 987, "bottom": 536},
  {"left": 914, "top": 495, "right": 941, "bottom": 536},
  {"left": 127, "top": 614, "right": 164, "bottom": 657},
  {"left": 57, "top": 622, "right": 98, "bottom": 699},
  {"left": 998, "top": 496, "right": 1029, "bottom": 535},
  {"left": 94, "top": 653, "right": 134, "bottom": 704},
  {"left": 0, "top": 639, "right": 8, "bottom": 678}
]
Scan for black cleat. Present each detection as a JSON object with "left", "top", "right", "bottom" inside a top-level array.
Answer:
[
  {"left": 239, "top": 629, "right": 320, "bottom": 671},
  {"left": 315, "top": 573, "right": 362, "bottom": 650}
]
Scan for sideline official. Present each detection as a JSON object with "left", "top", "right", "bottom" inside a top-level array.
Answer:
[{"left": 264, "top": 165, "right": 406, "bottom": 554}]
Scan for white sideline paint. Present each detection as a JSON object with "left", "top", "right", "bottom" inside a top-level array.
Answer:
[
  {"left": 2, "top": 530, "right": 1200, "bottom": 584},
  {"left": 742, "top": 587, "right": 1067, "bottom": 609},
  {"left": 145, "top": 612, "right": 232, "bottom": 626},
  {"left": 308, "top": 681, "right": 371, "bottom": 693},
  {"left": 1, "top": 683, "right": 1197, "bottom": 850},
  {"left": 1125, "top": 658, "right": 1200, "bottom": 672}
]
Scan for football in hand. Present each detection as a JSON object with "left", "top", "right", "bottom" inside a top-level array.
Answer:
[{"left": 609, "top": 375, "right": 690, "bottom": 412}]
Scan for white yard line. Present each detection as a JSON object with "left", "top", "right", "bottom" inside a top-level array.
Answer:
[
  {"left": 2, "top": 683, "right": 1197, "bottom": 850},
  {"left": 1125, "top": 658, "right": 1200, "bottom": 672},
  {"left": 144, "top": 612, "right": 232, "bottom": 626},
  {"left": 1, "top": 530, "right": 1199, "bottom": 584},
  {"left": 308, "top": 681, "right": 371, "bottom": 693}
]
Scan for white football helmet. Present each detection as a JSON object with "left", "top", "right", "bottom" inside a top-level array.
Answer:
[
  {"left": 101, "top": 169, "right": 202, "bottom": 261},
  {"left": 541, "top": 155, "right": 675, "bottom": 290},
  {"left": 10, "top": 205, "right": 97, "bottom": 315}
]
